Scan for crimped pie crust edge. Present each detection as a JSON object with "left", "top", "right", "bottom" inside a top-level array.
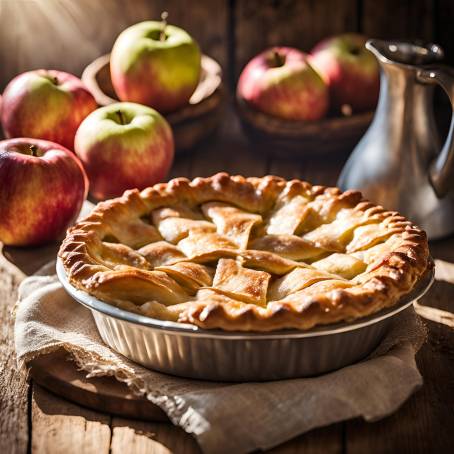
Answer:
[{"left": 58, "top": 173, "right": 430, "bottom": 332}]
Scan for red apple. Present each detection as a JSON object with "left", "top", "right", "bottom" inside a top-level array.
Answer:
[
  {"left": 1, "top": 70, "right": 98, "bottom": 150},
  {"left": 74, "top": 102, "right": 174, "bottom": 200},
  {"left": 110, "top": 20, "right": 201, "bottom": 113},
  {"left": 237, "top": 47, "right": 328, "bottom": 121},
  {"left": 0, "top": 138, "right": 88, "bottom": 246},
  {"left": 310, "top": 34, "right": 379, "bottom": 113}
]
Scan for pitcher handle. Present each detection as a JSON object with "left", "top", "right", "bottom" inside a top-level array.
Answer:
[{"left": 417, "top": 67, "right": 454, "bottom": 198}]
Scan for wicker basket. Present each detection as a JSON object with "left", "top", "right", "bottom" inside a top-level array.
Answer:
[{"left": 236, "top": 96, "right": 374, "bottom": 158}]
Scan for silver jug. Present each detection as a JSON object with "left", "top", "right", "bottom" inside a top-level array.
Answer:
[{"left": 338, "top": 40, "right": 454, "bottom": 240}]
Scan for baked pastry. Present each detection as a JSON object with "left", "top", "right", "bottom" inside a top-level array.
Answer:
[{"left": 59, "top": 173, "right": 430, "bottom": 331}]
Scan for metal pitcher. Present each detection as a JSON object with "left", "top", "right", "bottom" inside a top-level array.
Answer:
[{"left": 338, "top": 39, "right": 454, "bottom": 239}]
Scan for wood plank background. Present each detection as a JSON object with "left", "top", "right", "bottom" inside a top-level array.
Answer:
[{"left": 0, "top": 0, "right": 453, "bottom": 90}]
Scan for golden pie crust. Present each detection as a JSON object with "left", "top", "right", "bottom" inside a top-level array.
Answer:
[{"left": 59, "top": 173, "right": 430, "bottom": 331}]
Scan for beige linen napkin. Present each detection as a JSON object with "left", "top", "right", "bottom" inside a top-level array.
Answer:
[{"left": 15, "top": 261, "right": 427, "bottom": 454}]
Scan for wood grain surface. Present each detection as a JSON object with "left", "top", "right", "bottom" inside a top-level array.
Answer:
[
  {"left": 361, "top": 0, "right": 434, "bottom": 41},
  {"left": 111, "top": 417, "right": 201, "bottom": 454},
  {"left": 32, "top": 385, "right": 111, "bottom": 454},
  {"left": 0, "top": 250, "right": 29, "bottom": 454}
]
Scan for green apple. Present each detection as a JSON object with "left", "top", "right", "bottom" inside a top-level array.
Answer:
[
  {"left": 74, "top": 102, "right": 174, "bottom": 200},
  {"left": 110, "top": 20, "right": 201, "bottom": 113}
]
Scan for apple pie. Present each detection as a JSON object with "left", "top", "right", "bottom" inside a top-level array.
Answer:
[{"left": 59, "top": 173, "right": 430, "bottom": 331}]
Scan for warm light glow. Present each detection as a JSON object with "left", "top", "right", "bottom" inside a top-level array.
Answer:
[{"left": 0, "top": 0, "right": 145, "bottom": 86}]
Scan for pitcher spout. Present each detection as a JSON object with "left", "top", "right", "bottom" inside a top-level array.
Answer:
[
  {"left": 365, "top": 39, "right": 391, "bottom": 63},
  {"left": 366, "top": 39, "right": 444, "bottom": 68}
]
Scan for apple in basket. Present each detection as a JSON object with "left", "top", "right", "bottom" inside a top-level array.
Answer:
[
  {"left": 309, "top": 33, "right": 380, "bottom": 113},
  {"left": 0, "top": 138, "right": 88, "bottom": 246},
  {"left": 74, "top": 102, "right": 174, "bottom": 200},
  {"left": 110, "top": 15, "right": 201, "bottom": 113},
  {"left": 237, "top": 46, "right": 329, "bottom": 121},
  {"left": 1, "top": 70, "right": 97, "bottom": 151}
]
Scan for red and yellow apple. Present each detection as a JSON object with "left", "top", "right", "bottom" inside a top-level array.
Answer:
[
  {"left": 0, "top": 138, "right": 88, "bottom": 246},
  {"left": 237, "top": 47, "right": 329, "bottom": 121},
  {"left": 1, "top": 70, "right": 97, "bottom": 151},
  {"left": 74, "top": 102, "right": 174, "bottom": 200},
  {"left": 110, "top": 20, "right": 201, "bottom": 113},
  {"left": 310, "top": 34, "right": 379, "bottom": 113}
]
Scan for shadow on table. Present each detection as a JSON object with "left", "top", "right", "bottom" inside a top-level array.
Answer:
[
  {"left": 416, "top": 276, "right": 454, "bottom": 329},
  {"left": 429, "top": 235, "right": 454, "bottom": 262},
  {"left": 420, "top": 276, "right": 454, "bottom": 310},
  {"left": 1, "top": 242, "right": 59, "bottom": 276}
]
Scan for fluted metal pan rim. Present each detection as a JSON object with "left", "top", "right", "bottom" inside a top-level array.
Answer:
[{"left": 56, "top": 259, "right": 434, "bottom": 340}]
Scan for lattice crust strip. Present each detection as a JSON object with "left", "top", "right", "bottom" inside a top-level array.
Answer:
[{"left": 59, "top": 173, "right": 430, "bottom": 332}]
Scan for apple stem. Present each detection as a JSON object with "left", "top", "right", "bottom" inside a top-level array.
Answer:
[
  {"left": 53, "top": 76, "right": 59, "bottom": 85},
  {"left": 116, "top": 110, "right": 126, "bottom": 125},
  {"left": 160, "top": 11, "right": 168, "bottom": 41},
  {"left": 272, "top": 50, "right": 285, "bottom": 67},
  {"left": 29, "top": 145, "right": 38, "bottom": 157}
]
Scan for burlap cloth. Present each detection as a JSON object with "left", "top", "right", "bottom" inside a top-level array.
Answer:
[{"left": 14, "top": 260, "right": 427, "bottom": 454}]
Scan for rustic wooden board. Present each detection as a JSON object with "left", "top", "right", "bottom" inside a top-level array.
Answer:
[{"left": 29, "top": 349, "right": 168, "bottom": 422}]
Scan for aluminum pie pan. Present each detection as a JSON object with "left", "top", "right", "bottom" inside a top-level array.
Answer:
[{"left": 56, "top": 259, "right": 434, "bottom": 381}]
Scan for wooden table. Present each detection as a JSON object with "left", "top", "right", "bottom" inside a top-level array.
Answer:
[{"left": 2, "top": 116, "right": 454, "bottom": 453}]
